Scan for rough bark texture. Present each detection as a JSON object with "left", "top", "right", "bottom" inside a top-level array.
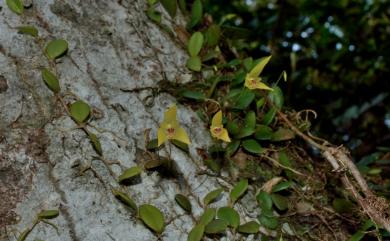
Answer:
[{"left": 0, "top": 1, "right": 256, "bottom": 240}]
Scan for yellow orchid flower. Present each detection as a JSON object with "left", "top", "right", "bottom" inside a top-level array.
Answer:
[
  {"left": 210, "top": 111, "right": 231, "bottom": 142},
  {"left": 157, "top": 105, "right": 191, "bottom": 146},
  {"left": 244, "top": 55, "right": 273, "bottom": 91}
]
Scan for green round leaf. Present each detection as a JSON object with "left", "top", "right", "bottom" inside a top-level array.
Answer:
[
  {"left": 268, "top": 86, "right": 284, "bottom": 109},
  {"left": 272, "top": 181, "right": 292, "bottom": 193},
  {"left": 188, "top": 0, "right": 202, "bottom": 28},
  {"left": 139, "top": 204, "right": 165, "bottom": 233},
  {"left": 146, "top": 7, "right": 162, "bottom": 23},
  {"left": 171, "top": 139, "right": 190, "bottom": 153},
  {"left": 87, "top": 132, "right": 103, "bottom": 156},
  {"left": 118, "top": 166, "right": 142, "bottom": 183},
  {"left": 271, "top": 128, "right": 295, "bottom": 142},
  {"left": 258, "top": 214, "right": 278, "bottom": 230},
  {"left": 181, "top": 90, "right": 206, "bottom": 101},
  {"left": 45, "top": 39, "right": 69, "bottom": 60},
  {"left": 254, "top": 125, "right": 273, "bottom": 140},
  {"left": 203, "top": 188, "right": 223, "bottom": 206},
  {"left": 226, "top": 120, "right": 239, "bottom": 136},
  {"left": 17, "top": 26, "right": 38, "bottom": 37},
  {"left": 225, "top": 140, "right": 240, "bottom": 157},
  {"left": 159, "top": 0, "right": 177, "bottom": 18},
  {"left": 175, "top": 194, "right": 192, "bottom": 213},
  {"left": 69, "top": 100, "right": 91, "bottom": 124},
  {"left": 188, "top": 224, "right": 204, "bottom": 241},
  {"left": 262, "top": 107, "right": 276, "bottom": 125},
  {"left": 237, "top": 221, "right": 260, "bottom": 234},
  {"left": 41, "top": 68, "right": 61, "bottom": 93},
  {"left": 204, "top": 159, "right": 221, "bottom": 173},
  {"left": 271, "top": 193, "right": 289, "bottom": 211},
  {"left": 204, "top": 219, "right": 228, "bottom": 234},
  {"left": 6, "top": 0, "right": 24, "bottom": 15},
  {"left": 112, "top": 189, "right": 137, "bottom": 210},
  {"left": 235, "top": 126, "right": 255, "bottom": 139},
  {"left": 187, "top": 56, "right": 202, "bottom": 72},
  {"left": 256, "top": 191, "right": 273, "bottom": 210},
  {"left": 242, "top": 139, "right": 263, "bottom": 154},
  {"left": 230, "top": 179, "right": 248, "bottom": 204},
  {"left": 199, "top": 208, "right": 216, "bottom": 226},
  {"left": 244, "top": 111, "right": 256, "bottom": 129},
  {"left": 217, "top": 207, "right": 240, "bottom": 228},
  {"left": 188, "top": 32, "right": 204, "bottom": 57},
  {"left": 205, "top": 24, "right": 221, "bottom": 47},
  {"left": 37, "top": 210, "right": 59, "bottom": 219},
  {"left": 233, "top": 89, "right": 255, "bottom": 110}
]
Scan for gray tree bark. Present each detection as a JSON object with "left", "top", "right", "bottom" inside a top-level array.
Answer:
[{"left": 0, "top": 1, "right": 256, "bottom": 241}]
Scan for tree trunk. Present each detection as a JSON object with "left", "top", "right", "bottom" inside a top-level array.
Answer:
[{"left": 0, "top": 1, "right": 243, "bottom": 240}]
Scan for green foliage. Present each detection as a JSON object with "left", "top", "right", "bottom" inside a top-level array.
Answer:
[
  {"left": 188, "top": 0, "right": 202, "bottom": 28},
  {"left": 217, "top": 207, "right": 240, "bottom": 228},
  {"left": 69, "top": 100, "right": 91, "bottom": 124},
  {"left": 118, "top": 166, "right": 142, "bottom": 183},
  {"left": 37, "top": 210, "right": 59, "bottom": 220},
  {"left": 237, "top": 221, "right": 260, "bottom": 234},
  {"left": 45, "top": 39, "right": 68, "bottom": 60},
  {"left": 6, "top": 0, "right": 24, "bottom": 15},
  {"left": 159, "top": 0, "right": 177, "bottom": 18},
  {"left": 230, "top": 179, "right": 248, "bottom": 204},
  {"left": 188, "top": 224, "right": 204, "bottom": 241},
  {"left": 17, "top": 26, "right": 38, "bottom": 37},
  {"left": 138, "top": 204, "right": 165, "bottom": 233},
  {"left": 41, "top": 68, "right": 61, "bottom": 93},
  {"left": 204, "top": 219, "right": 228, "bottom": 234},
  {"left": 203, "top": 188, "right": 223, "bottom": 206},
  {"left": 112, "top": 189, "right": 137, "bottom": 210},
  {"left": 175, "top": 194, "right": 192, "bottom": 213}
]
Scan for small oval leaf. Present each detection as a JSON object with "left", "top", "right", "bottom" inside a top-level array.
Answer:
[
  {"left": 188, "top": 32, "right": 204, "bottom": 57},
  {"left": 175, "top": 194, "right": 192, "bottom": 213},
  {"left": 188, "top": 0, "right": 202, "bottom": 28},
  {"left": 37, "top": 209, "right": 59, "bottom": 219},
  {"left": 87, "top": 132, "right": 103, "bottom": 156},
  {"left": 230, "top": 179, "right": 248, "bottom": 204},
  {"left": 118, "top": 166, "right": 142, "bottom": 183},
  {"left": 242, "top": 139, "right": 263, "bottom": 154},
  {"left": 187, "top": 55, "right": 202, "bottom": 71},
  {"left": 262, "top": 107, "right": 277, "bottom": 125},
  {"left": 181, "top": 90, "right": 205, "bottom": 101},
  {"left": 6, "top": 0, "right": 24, "bottom": 15},
  {"left": 256, "top": 191, "right": 273, "bottom": 210},
  {"left": 204, "top": 219, "right": 228, "bottom": 234},
  {"left": 159, "top": 0, "right": 177, "bottom": 18},
  {"left": 271, "top": 193, "right": 289, "bottom": 211},
  {"left": 203, "top": 188, "right": 223, "bottom": 206},
  {"left": 258, "top": 214, "right": 278, "bottom": 230},
  {"left": 237, "top": 221, "right": 260, "bottom": 234},
  {"left": 41, "top": 68, "right": 61, "bottom": 93},
  {"left": 17, "top": 26, "right": 38, "bottom": 37},
  {"left": 271, "top": 128, "right": 295, "bottom": 141},
  {"left": 199, "top": 208, "right": 216, "bottom": 226},
  {"left": 112, "top": 189, "right": 137, "bottom": 210},
  {"left": 217, "top": 207, "right": 240, "bottom": 228},
  {"left": 139, "top": 204, "right": 165, "bottom": 233},
  {"left": 45, "top": 39, "right": 68, "bottom": 60},
  {"left": 272, "top": 181, "right": 292, "bottom": 193},
  {"left": 268, "top": 86, "right": 284, "bottom": 109},
  {"left": 188, "top": 224, "right": 204, "bottom": 241},
  {"left": 69, "top": 100, "right": 91, "bottom": 124}
]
